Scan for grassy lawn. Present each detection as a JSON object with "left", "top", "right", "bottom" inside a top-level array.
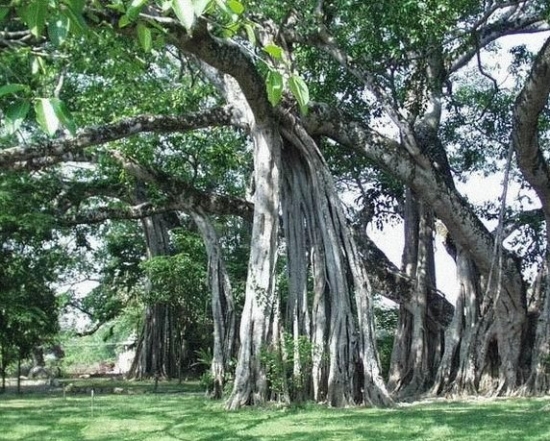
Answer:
[{"left": 1, "top": 381, "right": 549, "bottom": 440}]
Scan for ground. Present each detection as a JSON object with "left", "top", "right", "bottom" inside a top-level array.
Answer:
[{"left": 0, "top": 379, "right": 549, "bottom": 440}]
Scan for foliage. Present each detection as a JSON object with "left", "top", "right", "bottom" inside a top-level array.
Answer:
[
  {"left": 0, "top": 173, "right": 65, "bottom": 371},
  {"left": 140, "top": 229, "right": 208, "bottom": 309},
  {"left": 60, "top": 318, "right": 133, "bottom": 372},
  {"left": 261, "top": 333, "right": 314, "bottom": 402},
  {"left": 374, "top": 304, "right": 398, "bottom": 380}
]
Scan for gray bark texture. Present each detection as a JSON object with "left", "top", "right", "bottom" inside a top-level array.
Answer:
[
  {"left": 389, "top": 192, "right": 441, "bottom": 397},
  {"left": 225, "top": 122, "right": 282, "bottom": 410},
  {"left": 190, "top": 210, "right": 236, "bottom": 399},
  {"left": 130, "top": 210, "right": 186, "bottom": 380},
  {"left": 280, "top": 115, "right": 392, "bottom": 407},
  {"left": 511, "top": 36, "right": 550, "bottom": 395}
]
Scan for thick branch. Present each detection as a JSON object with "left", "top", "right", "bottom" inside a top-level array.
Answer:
[
  {"left": 303, "top": 103, "right": 522, "bottom": 290},
  {"left": 170, "top": 21, "right": 272, "bottom": 124},
  {"left": 512, "top": 36, "right": 550, "bottom": 215},
  {"left": 64, "top": 200, "right": 189, "bottom": 226},
  {"left": 0, "top": 106, "right": 235, "bottom": 170},
  {"left": 355, "top": 228, "right": 454, "bottom": 327},
  {"left": 449, "top": 13, "right": 549, "bottom": 74},
  {"left": 109, "top": 151, "right": 254, "bottom": 221}
]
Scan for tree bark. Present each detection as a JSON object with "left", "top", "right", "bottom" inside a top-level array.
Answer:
[
  {"left": 511, "top": 36, "right": 550, "bottom": 395},
  {"left": 129, "top": 208, "right": 186, "bottom": 380},
  {"left": 225, "top": 121, "right": 282, "bottom": 410},
  {"left": 281, "top": 152, "right": 312, "bottom": 402},
  {"left": 306, "top": 106, "right": 527, "bottom": 394},
  {"left": 190, "top": 209, "right": 236, "bottom": 398},
  {"left": 432, "top": 244, "right": 481, "bottom": 395},
  {"left": 389, "top": 192, "right": 440, "bottom": 397},
  {"left": 522, "top": 252, "right": 550, "bottom": 394},
  {"left": 280, "top": 116, "right": 392, "bottom": 407}
]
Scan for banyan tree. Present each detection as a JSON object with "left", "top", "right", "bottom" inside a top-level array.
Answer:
[{"left": 1, "top": 0, "right": 550, "bottom": 408}]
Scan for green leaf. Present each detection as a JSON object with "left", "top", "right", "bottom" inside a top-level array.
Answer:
[
  {"left": 263, "top": 43, "right": 283, "bottom": 60},
  {"left": 23, "top": 1, "right": 48, "bottom": 38},
  {"left": 222, "top": 21, "right": 239, "bottom": 38},
  {"left": 192, "top": 0, "right": 210, "bottom": 17},
  {"left": 137, "top": 22, "right": 152, "bottom": 52},
  {"left": 0, "top": 84, "right": 26, "bottom": 98},
  {"left": 266, "top": 71, "right": 284, "bottom": 107},
  {"left": 31, "top": 56, "right": 46, "bottom": 75},
  {"left": 172, "top": 0, "right": 195, "bottom": 31},
  {"left": 34, "top": 98, "right": 77, "bottom": 136},
  {"left": 48, "top": 13, "right": 71, "bottom": 46},
  {"left": 0, "top": 7, "right": 10, "bottom": 23},
  {"left": 126, "top": 0, "right": 148, "bottom": 21},
  {"left": 62, "top": 2, "right": 87, "bottom": 35},
  {"left": 227, "top": 0, "right": 244, "bottom": 14},
  {"left": 65, "top": 0, "right": 86, "bottom": 13},
  {"left": 118, "top": 14, "right": 131, "bottom": 27},
  {"left": 288, "top": 75, "right": 309, "bottom": 115},
  {"left": 52, "top": 99, "right": 77, "bottom": 136},
  {"left": 243, "top": 22, "right": 255, "bottom": 45},
  {"left": 214, "top": 0, "right": 231, "bottom": 15},
  {"left": 35, "top": 98, "right": 60, "bottom": 136},
  {"left": 5, "top": 100, "right": 30, "bottom": 135}
]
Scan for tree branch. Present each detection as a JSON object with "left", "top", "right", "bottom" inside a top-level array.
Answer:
[
  {"left": 511, "top": 36, "right": 550, "bottom": 216},
  {"left": 0, "top": 106, "right": 236, "bottom": 170},
  {"left": 303, "top": 103, "right": 522, "bottom": 293},
  {"left": 109, "top": 151, "right": 254, "bottom": 221},
  {"left": 448, "top": 12, "right": 549, "bottom": 74}
]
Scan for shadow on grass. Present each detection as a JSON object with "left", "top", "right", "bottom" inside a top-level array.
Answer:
[{"left": 1, "top": 384, "right": 549, "bottom": 440}]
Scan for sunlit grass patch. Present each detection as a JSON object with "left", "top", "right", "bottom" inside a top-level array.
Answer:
[{"left": 1, "top": 382, "right": 549, "bottom": 440}]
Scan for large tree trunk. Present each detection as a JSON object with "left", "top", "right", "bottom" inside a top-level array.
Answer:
[
  {"left": 389, "top": 191, "right": 441, "bottom": 397},
  {"left": 432, "top": 238, "right": 526, "bottom": 397},
  {"left": 190, "top": 209, "right": 236, "bottom": 399},
  {"left": 281, "top": 156, "right": 312, "bottom": 403},
  {"left": 129, "top": 209, "right": 187, "bottom": 380},
  {"left": 280, "top": 117, "right": 392, "bottom": 407},
  {"left": 225, "top": 122, "right": 282, "bottom": 410},
  {"left": 521, "top": 237, "right": 550, "bottom": 394},
  {"left": 511, "top": 36, "right": 550, "bottom": 395},
  {"left": 432, "top": 244, "right": 481, "bottom": 395}
]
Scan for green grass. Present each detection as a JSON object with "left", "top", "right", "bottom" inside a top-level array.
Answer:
[{"left": 1, "top": 381, "right": 549, "bottom": 440}]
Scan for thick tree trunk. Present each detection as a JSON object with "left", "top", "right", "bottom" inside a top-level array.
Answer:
[
  {"left": 521, "top": 237, "right": 550, "bottom": 394},
  {"left": 281, "top": 158, "right": 312, "bottom": 402},
  {"left": 130, "top": 208, "right": 187, "bottom": 380},
  {"left": 190, "top": 209, "right": 236, "bottom": 399},
  {"left": 280, "top": 117, "right": 392, "bottom": 407},
  {"left": 511, "top": 37, "right": 550, "bottom": 396},
  {"left": 432, "top": 239, "right": 526, "bottom": 396},
  {"left": 281, "top": 142, "right": 357, "bottom": 407},
  {"left": 225, "top": 122, "right": 282, "bottom": 410},
  {"left": 388, "top": 192, "right": 441, "bottom": 397},
  {"left": 130, "top": 301, "right": 187, "bottom": 380},
  {"left": 432, "top": 245, "right": 481, "bottom": 395}
]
